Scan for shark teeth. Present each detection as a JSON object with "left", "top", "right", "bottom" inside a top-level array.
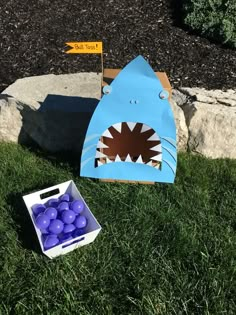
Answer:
[
  {"left": 136, "top": 155, "right": 143, "bottom": 163},
  {"left": 125, "top": 154, "right": 132, "bottom": 162},
  {"left": 96, "top": 122, "right": 162, "bottom": 169},
  {"left": 150, "top": 144, "right": 162, "bottom": 152},
  {"left": 151, "top": 154, "right": 162, "bottom": 162},
  {"left": 106, "top": 157, "right": 113, "bottom": 163},
  {"left": 102, "top": 122, "right": 158, "bottom": 136},
  {"left": 97, "top": 160, "right": 104, "bottom": 166},
  {"left": 148, "top": 133, "right": 160, "bottom": 141},
  {"left": 96, "top": 155, "right": 162, "bottom": 168},
  {"left": 115, "top": 155, "right": 122, "bottom": 162},
  {"left": 97, "top": 140, "right": 109, "bottom": 149},
  {"left": 95, "top": 150, "right": 107, "bottom": 158},
  {"left": 126, "top": 122, "right": 136, "bottom": 132},
  {"left": 113, "top": 123, "right": 122, "bottom": 133},
  {"left": 141, "top": 124, "right": 151, "bottom": 133},
  {"left": 102, "top": 129, "right": 113, "bottom": 138}
]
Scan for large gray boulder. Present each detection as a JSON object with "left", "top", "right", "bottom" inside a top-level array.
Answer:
[
  {"left": 179, "top": 87, "right": 236, "bottom": 107},
  {"left": 177, "top": 88, "right": 236, "bottom": 158},
  {"left": 0, "top": 95, "right": 29, "bottom": 143},
  {"left": 0, "top": 93, "right": 95, "bottom": 152},
  {"left": 169, "top": 98, "right": 189, "bottom": 151},
  {"left": 2, "top": 73, "right": 102, "bottom": 109},
  {"left": 1, "top": 73, "right": 102, "bottom": 152}
]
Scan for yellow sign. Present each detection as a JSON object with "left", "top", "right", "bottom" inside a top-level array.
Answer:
[{"left": 65, "top": 42, "right": 103, "bottom": 54}]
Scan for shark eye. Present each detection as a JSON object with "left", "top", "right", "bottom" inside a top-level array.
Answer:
[
  {"left": 130, "top": 99, "right": 139, "bottom": 104},
  {"left": 159, "top": 90, "right": 169, "bottom": 100},
  {"left": 103, "top": 85, "right": 112, "bottom": 95}
]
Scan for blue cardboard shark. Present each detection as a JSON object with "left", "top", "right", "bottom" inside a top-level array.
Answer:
[{"left": 80, "top": 56, "right": 177, "bottom": 183}]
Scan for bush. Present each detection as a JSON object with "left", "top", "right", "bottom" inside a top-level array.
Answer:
[{"left": 182, "top": 0, "right": 236, "bottom": 48}]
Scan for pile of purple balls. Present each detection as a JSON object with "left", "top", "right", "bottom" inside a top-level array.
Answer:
[{"left": 31, "top": 193, "right": 88, "bottom": 250}]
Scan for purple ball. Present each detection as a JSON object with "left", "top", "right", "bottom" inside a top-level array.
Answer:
[
  {"left": 41, "top": 228, "right": 50, "bottom": 235},
  {"left": 74, "top": 215, "right": 87, "bottom": 229},
  {"left": 70, "top": 200, "right": 84, "bottom": 214},
  {"left": 35, "top": 214, "right": 50, "bottom": 230},
  {"left": 58, "top": 233, "right": 73, "bottom": 243},
  {"left": 59, "top": 194, "right": 71, "bottom": 202},
  {"left": 57, "top": 201, "right": 69, "bottom": 213},
  {"left": 47, "top": 198, "right": 60, "bottom": 208},
  {"left": 44, "top": 235, "right": 59, "bottom": 249},
  {"left": 72, "top": 228, "right": 86, "bottom": 238},
  {"left": 32, "top": 203, "right": 46, "bottom": 216},
  {"left": 61, "top": 210, "right": 76, "bottom": 224},
  {"left": 48, "top": 219, "right": 64, "bottom": 234},
  {"left": 63, "top": 223, "right": 76, "bottom": 234},
  {"left": 44, "top": 207, "right": 58, "bottom": 220}
]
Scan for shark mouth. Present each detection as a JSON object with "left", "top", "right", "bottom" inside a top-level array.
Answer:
[{"left": 95, "top": 122, "right": 162, "bottom": 169}]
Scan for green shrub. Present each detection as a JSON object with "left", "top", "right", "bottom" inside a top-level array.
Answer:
[{"left": 182, "top": 0, "right": 236, "bottom": 48}]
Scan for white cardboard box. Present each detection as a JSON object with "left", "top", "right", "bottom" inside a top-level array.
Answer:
[{"left": 23, "top": 180, "right": 101, "bottom": 259}]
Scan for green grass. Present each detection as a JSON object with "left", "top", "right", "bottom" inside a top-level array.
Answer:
[{"left": 0, "top": 143, "right": 235, "bottom": 315}]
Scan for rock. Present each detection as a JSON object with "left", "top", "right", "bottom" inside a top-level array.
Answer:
[
  {"left": 172, "top": 89, "right": 188, "bottom": 107},
  {"left": 2, "top": 73, "right": 235, "bottom": 159},
  {"left": 1, "top": 73, "right": 189, "bottom": 153},
  {"left": 0, "top": 95, "right": 30, "bottom": 143},
  {"left": 2, "top": 73, "right": 102, "bottom": 109},
  {"left": 1, "top": 73, "right": 102, "bottom": 151},
  {"left": 22, "top": 98, "right": 189, "bottom": 153},
  {"left": 174, "top": 87, "right": 236, "bottom": 158},
  {"left": 0, "top": 93, "right": 95, "bottom": 152},
  {"left": 180, "top": 91, "right": 236, "bottom": 159},
  {"left": 169, "top": 99, "right": 189, "bottom": 151},
  {"left": 179, "top": 87, "right": 236, "bottom": 107}
]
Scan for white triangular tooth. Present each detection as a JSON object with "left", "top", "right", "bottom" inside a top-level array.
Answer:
[
  {"left": 151, "top": 154, "right": 162, "bottom": 162},
  {"left": 141, "top": 124, "right": 151, "bottom": 133},
  {"left": 150, "top": 144, "right": 162, "bottom": 152},
  {"left": 102, "top": 129, "right": 113, "bottom": 138},
  {"left": 106, "top": 157, "right": 113, "bottom": 163},
  {"left": 112, "top": 123, "right": 122, "bottom": 133},
  {"left": 97, "top": 141, "right": 109, "bottom": 149},
  {"left": 126, "top": 122, "right": 136, "bottom": 132},
  {"left": 146, "top": 161, "right": 153, "bottom": 166},
  {"left": 125, "top": 154, "right": 132, "bottom": 162},
  {"left": 148, "top": 133, "right": 160, "bottom": 141},
  {"left": 136, "top": 155, "right": 143, "bottom": 164},
  {"left": 115, "top": 155, "right": 121, "bottom": 162},
  {"left": 155, "top": 163, "right": 161, "bottom": 169},
  {"left": 97, "top": 160, "right": 104, "bottom": 166},
  {"left": 95, "top": 150, "right": 107, "bottom": 158}
]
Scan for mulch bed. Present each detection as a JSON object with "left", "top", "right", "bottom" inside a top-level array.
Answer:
[{"left": 0, "top": 0, "right": 236, "bottom": 92}]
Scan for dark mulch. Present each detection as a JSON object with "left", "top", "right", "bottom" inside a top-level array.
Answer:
[{"left": 0, "top": 0, "right": 236, "bottom": 92}]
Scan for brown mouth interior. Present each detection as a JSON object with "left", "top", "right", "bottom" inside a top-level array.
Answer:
[{"left": 95, "top": 122, "right": 162, "bottom": 168}]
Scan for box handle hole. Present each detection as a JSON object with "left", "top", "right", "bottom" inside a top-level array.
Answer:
[
  {"left": 40, "top": 188, "right": 60, "bottom": 200},
  {"left": 62, "top": 237, "right": 85, "bottom": 248}
]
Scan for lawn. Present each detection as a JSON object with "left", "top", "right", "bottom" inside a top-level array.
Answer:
[{"left": 0, "top": 143, "right": 235, "bottom": 315}]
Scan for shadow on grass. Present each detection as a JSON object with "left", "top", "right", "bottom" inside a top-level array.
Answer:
[
  {"left": 22, "top": 141, "right": 82, "bottom": 178},
  {"left": 6, "top": 187, "right": 54, "bottom": 256}
]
